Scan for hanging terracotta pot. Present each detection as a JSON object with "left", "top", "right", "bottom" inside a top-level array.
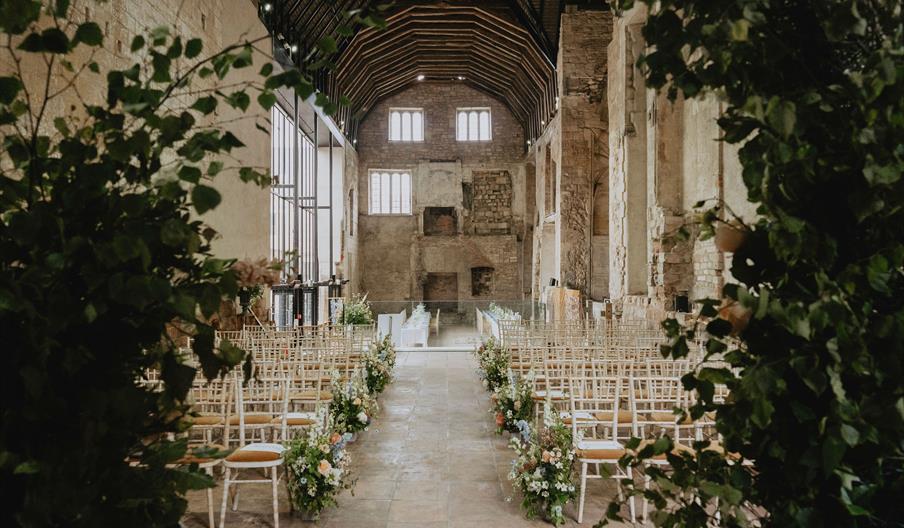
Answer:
[{"left": 715, "top": 222, "right": 748, "bottom": 253}]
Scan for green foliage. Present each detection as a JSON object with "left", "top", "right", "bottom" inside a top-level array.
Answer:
[
  {"left": 283, "top": 414, "right": 354, "bottom": 518},
  {"left": 364, "top": 335, "right": 396, "bottom": 394},
  {"left": 508, "top": 409, "right": 577, "bottom": 526},
  {"left": 475, "top": 336, "right": 511, "bottom": 392},
  {"left": 338, "top": 294, "right": 374, "bottom": 325},
  {"left": 330, "top": 373, "right": 378, "bottom": 434},
  {"left": 605, "top": 1, "right": 904, "bottom": 526},
  {"left": 493, "top": 374, "right": 534, "bottom": 435},
  {"left": 0, "top": 2, "right": 382, "bottom": 526}
]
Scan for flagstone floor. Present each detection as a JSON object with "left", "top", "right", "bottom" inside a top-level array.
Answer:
[{"left": 185, "top": 351, "right": 632, "bottom": 527}]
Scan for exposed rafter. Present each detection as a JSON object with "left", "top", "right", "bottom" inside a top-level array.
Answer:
[{"left": 257, "top": 1, "right": 564, "bottom": 143}]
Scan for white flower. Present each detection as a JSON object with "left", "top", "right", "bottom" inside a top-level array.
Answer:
[{"left": 357, "top": 412, "right": 369, "bottom": 423}]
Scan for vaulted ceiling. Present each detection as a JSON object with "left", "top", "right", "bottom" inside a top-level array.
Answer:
[{"left": 257, "top": 1, "right": 594, "bottom": 143}]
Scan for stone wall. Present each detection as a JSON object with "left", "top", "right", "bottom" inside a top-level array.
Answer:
[
  {"left": 470, "top": 170, "right": 514, "bottom": 235},
  {"left": 356, "top": 82, "right": 528, "bottom": 306},
  {"left": 607, "top": 6, "right": 756, "bottom": 317},
  {"left": 0, "top": 0, "right": 271, "bottom": 264},
  {"left": 529, "top": 7, "right": 612, "bottom": 303}
]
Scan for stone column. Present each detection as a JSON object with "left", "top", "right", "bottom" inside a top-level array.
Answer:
[{"left": 557, "top": 7, "right": 613, "bottom": 297}]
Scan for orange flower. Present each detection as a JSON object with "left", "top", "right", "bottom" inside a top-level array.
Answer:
[
  {"left": 330, "top": 432, "right": 341, "bottom": 445},
  {"left": 542, "top": 450, "right": 552, "bottom": 463},
  {"left": 495, "top": 413, "right": 505, "bottom": 426},
  {"left": 317, "top": 459, "right": 332, "bottom": 476}
]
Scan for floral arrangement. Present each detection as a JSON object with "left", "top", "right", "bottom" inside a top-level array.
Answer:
[
  {"left": 284, "top": 413, "right": 354, "bottom": 519},
  {"left": 474, "top": 337, "right": 510, "bottom": 392},
  {"left": 508, "top": 408, "right": 576, "bottom": 526},
  {"left": 493, "top": 374, "right": 534, "bottom": 434},
  {"left": 231, "top": 258, "right": 282, "bottom": 313},
  {"left": 488, "top": 302, "right": 520, "bottom": 321},
  {"left": 339, "top": 294, "right": 374, "bottom": 325},
  {"left": 364, "top": 335, "right": 396, "bottom": 395},
  {"left": 330, "top": 372, "right": 378, "bottom": 434}
]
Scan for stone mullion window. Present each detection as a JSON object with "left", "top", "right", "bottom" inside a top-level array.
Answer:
[
  {"left": 369, "top": 170, "right": 412, "bottom": 215},
  {"left": 388, "top": 108, "right": 424, "bottom": 142},
  {"left": 456, "top": 107, "right": 491, "bottom": 141}
]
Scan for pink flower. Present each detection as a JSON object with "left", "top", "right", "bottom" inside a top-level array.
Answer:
[{"left": 317, "top": 459, "right": 332, "bottom": 476}]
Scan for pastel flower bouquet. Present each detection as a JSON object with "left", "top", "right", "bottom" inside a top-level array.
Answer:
[
  {"left": 493, "top": 373, "right": 534, "bottom": 434},
  {"left": 331, "top": 373, "right": 378, "bottom": 434},
  {"left": 475, "top": 337, "right": 510, "bottom": 392},
  {"left": 364, "top": 335, "right": 396, "bottom": 395},
  {"left": 284, "top": 414, "right": 354, "bottom": 519},
  {"left": 509, "top": 408, "right": 576, "bottom": 526}
]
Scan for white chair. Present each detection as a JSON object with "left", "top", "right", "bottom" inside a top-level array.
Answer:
[
  {"left": 568, "top": 369, "right": 636, "bottom": 524},
  {"left": 219, "top": 375, "right": 287, "bottom": 528}
]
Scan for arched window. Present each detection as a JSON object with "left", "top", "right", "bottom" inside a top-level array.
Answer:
[
  {"left": 388, "top": 108, "right": 424, "bottom": 142},
  {"left": 456, "top": 108, "right": 492, "bottom": 141}
]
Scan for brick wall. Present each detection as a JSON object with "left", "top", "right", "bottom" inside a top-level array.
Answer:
[
  {"left": 356, "top": 82, "right": 528, "bottom": 304},
  {"left": 470, "top": 170, "right": 513, "bottom": 235}
]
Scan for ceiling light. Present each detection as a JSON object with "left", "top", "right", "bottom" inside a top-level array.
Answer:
[
  {"left": 289, "top": 44, "right": 298, "bottom": 53},
  {"left": 263, "top": 3, "right": 272, "bottom": 11},
  {"left": 457, "top": 75, "right": 465, "bottom": 81},
  {"left": 541, "top": 120, "right": 546, "bottom": 125},
  {"left": 416, "top": 74, "right": 425, "bottom": 81}
]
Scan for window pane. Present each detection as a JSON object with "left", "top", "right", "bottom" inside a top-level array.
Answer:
[
  {"left": 391, "top": 172, "right": 401, "bottom": 213},
  {"left": 457, "top": 112, "right": 468, "bottom": 141},
  {"left": 381, "top": 173, "right": 390, "bottom": 213},
  {"left": 401, "top": 112, "right": 411, "bottom": 141},
  {"left": 412, "top": 111, "right": 423, "bottom": 141},
  {"left": 390, "top": 111, "right": 401, "bottom": 141},
  {"left": 468, "top": 111, "right": 478, "bottom": 140},
  {"left": 401, "top": 173, "right": 411, "bottom": 214},
  {"left": 370, "top": 173, "right": 380, "bottom": 213},
  {"left": 479, "top": 111, "right": 490, "bottom": 140}
]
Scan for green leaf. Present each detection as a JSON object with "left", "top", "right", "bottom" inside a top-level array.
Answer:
[
  {"left": 177, "top": 165, "right": 202, "bottom": 183},
  {"left": 40, "top": 28, "right": 69, "bottom": 53},
  {"left": 130, "top": 35, "right": 145, "bottom": 52},
  {"left": 259, "top": 62, "right": 273, "bottom": 76},
  {"left": 0, "top": 76, "right": 22, "bottom": 104},
  {"left": 257, "top": 92, "right": 277, "bottom": 110},
  {"left": 191, "top": 185, "right": 221, "bottom": 214},
  {"left": 185, "top": 38, "right": 202, "bottom": 59},
  {"left": 53, "top": 117, "right": 70, "bottom": 136},
  {"left": 840, "top": 424, "right": 859, "bottom": 446},
  {"left": 14, "top": 461, "right": 40, "bottom": 475},
  {"left": 317, "top": 36, "right": 337, "bottom": 54},
  {"left": 18, "top": 33, "right": 44, "bottom": 52},
  {"left": 190, "top": 96, "right": 217, "bottom": 115},
  {"left": 74, "top": 22, "right": 103, "bottom": 46}
]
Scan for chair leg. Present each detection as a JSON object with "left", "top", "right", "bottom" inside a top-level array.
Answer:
[
  {"left": 231, "top": 473, "right": 240, "bottom": 511},
  {"left": 627, "top": 466, "right": 636, "bottom": 523},
  {"left": 205, "top": 467, "right": 215, "bottom": 528},
  {"left": 578, "top": 462, "right": 588, "bottom": 524},
  {"left": 272, "top": 466, "right": 280, "bottom": 528},
  {"left": 219, "top": 468, "right": 230, "bottom": 528},
  {"left": 643, "top": 472, "right": 651, "bottom": 522}
]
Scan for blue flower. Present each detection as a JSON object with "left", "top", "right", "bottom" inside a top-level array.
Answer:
[{"left": 515, "top": 419, "right": 531, "bottom": 442}]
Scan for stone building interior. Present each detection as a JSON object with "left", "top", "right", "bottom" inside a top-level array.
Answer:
[{"left": 2, "top": 1, "right": 767, "bottom": 527}]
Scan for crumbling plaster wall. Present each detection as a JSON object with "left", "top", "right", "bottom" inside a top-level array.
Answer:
[
  {"left": 608, "top": 6, "right": 757, "bottom": 319},
  {"left": 356, "top": 83, "right": 529, "bottom": 305},
  {"left": 0, "top": 0, "right": 272, "bottom": 264},
  {"left": 529, "top": 7, "right": 612, "bottom": 303}
]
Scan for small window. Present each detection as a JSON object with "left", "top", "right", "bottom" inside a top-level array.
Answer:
[
  {"left": 389, "top": 108, "right": 424, "bottom": 142},
  {"left": 369, "top": 170, "right": 412, "bottom": 215},
  {"left": 456, "top": 108, "right": 491, "bottom": 141}
]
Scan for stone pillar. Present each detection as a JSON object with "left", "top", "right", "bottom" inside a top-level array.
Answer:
[{"left": 557, "top": 7, "right": 613, "bottom": 297}]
